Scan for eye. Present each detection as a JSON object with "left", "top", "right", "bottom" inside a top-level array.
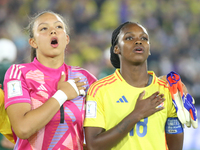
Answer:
[
  {"left": 57, "top": 25, "right": 63, "bottom": 29},
  {"left": 125, "top": 36, "right": 133, "bottom": 40},
  {"left": 141, "top": 37, "right": 148, "bottom": 41},
  {"left": 40, "top": 27, "right": 47, "bottom": 31}
]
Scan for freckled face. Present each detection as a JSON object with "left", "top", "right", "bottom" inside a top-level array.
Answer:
[
  {"left": 29, "top": 13, "right": 69, "bottom": 58},
  {"left": 115, "top": 23, "right": 150, "bottom": 65}
]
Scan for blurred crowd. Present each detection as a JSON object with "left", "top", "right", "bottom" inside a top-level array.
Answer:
[{"left": 0, "top": 0, "right": 200, "bottom": 105}]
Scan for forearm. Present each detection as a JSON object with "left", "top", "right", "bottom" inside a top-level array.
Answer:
[
  {"left": 166, "top": 133, "right": 184, "bottom": 150},
  {"left": 86, "top": 111, "right": 141, "bottom": 150},
  {"left": 7, "top": 97, "right": 60, "bottom": 139}
]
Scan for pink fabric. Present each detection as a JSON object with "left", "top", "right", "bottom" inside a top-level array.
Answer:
[{"left": 4, "top": 58, "right": 97, "bottom": 150}]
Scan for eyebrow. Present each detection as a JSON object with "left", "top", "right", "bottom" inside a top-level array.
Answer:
[
  {"left": 37, "top": 21, "right": 62, "bottom": 27},
  {"left": 125, "top": 32, "right": 147, "bottom": 36}
]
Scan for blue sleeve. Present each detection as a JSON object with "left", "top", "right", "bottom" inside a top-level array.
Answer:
[{"left": 165, "top": 117, "right": 183, "bottom": 134}]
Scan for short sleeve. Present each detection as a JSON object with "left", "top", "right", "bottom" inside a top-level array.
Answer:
[
  {"left": 84, "top": 90, "right": 106, "bottom": 129},
  {"left": 166, "top": 91, "right": 177, "bottom": 118},
  {"left": 4, "top": 65, "right": 31, "bottom": 108}
]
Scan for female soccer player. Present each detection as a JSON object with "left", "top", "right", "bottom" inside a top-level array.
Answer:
[
  {"left": 84, "top": 22, "right": 183, "bottom": 150},
  {"left": 3, "top": 11, "right": 97, "bottom": 150}
]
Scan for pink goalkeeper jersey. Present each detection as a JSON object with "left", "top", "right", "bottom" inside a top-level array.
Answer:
[{"left": 4, "top": 58, "right": 97, "bottom": 150}]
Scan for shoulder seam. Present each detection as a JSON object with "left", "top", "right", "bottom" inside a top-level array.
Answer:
[{"left": 88, "top": 74, "right": 116, "bottom": 97}]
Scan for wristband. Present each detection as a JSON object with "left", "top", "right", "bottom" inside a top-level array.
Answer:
[
  {"left": 52, "top": 90, "right": 68, "bottom": 106},
  {"left": 67, "top": 80, "right": 79, "bottom": 95}
]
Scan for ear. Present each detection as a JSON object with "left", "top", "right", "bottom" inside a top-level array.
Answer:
[
  {"left": 66, "top": 34, "right": 70, "bottom": 45},
  {"left": 29, "top": 38, "right": 38, "bottom": 49},
  {"left": 114, "top": 45, "right": 120, "bottom": 54}
]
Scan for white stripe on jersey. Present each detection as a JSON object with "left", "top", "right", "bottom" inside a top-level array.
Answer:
[
  {"left": 9, "top": 64, "right": 15, "bottom": 79},
  {"left": 13, "top": 65, "right": 19, "bottom": 79},
  {"left": 9, "top": 64, "right": 25, "bottom": 79}
]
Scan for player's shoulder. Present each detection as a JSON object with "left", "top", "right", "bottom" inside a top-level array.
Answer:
[
  {"left": 87, "top": 73, "right": 116, "bottom": 97},
  {"left": 5, "top": 63, "right": 32, "bottom": 79},
  {"left": 8, "top": 62, "right": 31, "bottom": 71},
  {"left": 155, "top": 76, "right": 168, "bottom": 88},
  {"left": 70, "top": 66, "right": 95, "bottom": 77},
  {"left": 70, "top": 65, "right": 97, "bottom": 84}
]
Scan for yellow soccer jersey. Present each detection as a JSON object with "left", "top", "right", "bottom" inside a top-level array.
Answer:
[
  {"left": 84, "top": 70, "right": 177, "bottom": 150},
  {"left": 0, "top": 89, "right": 14, "bottom": 143}
]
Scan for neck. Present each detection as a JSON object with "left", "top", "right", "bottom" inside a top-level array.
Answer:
[
  {"left": 120, "top": 62, "right": 149, "bottom": 87},
  {"left": 36, "top": 55, "right": 64, "bottom": 69}
]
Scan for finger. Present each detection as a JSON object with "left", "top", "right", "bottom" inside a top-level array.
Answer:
[
  {"left": 155, "top": 106, "right": 165, "bottom": 112},
  {"left": 149, "top": 91, "right": 160, "bottom": 100},
  {"left": 76, "top": 81, "right": 86, "bottom": 87},
  {"left": 182, "top": 83, "right": 188, "bottom": 95},
  {"left": 79, "top": 89, "right": 85, "bottom": 96},
  {"left": 138, "top": 91, "right": 146, "bottom": 100},
  {"left": 73, "top": 78, "right": 81, "bottom": 83},
  {"left": 78, "top": 86, "right": 86, "bottom": 90},
  {"left": 156, "top": 98, "right": 165, "bottom": 108},
  {"left": 159, "top": 94, "right": 164, "bottom": 98},
  {"left": 159, "top": 75, "right": 167, "bottom": 83},
  {"left": 67, "top": 80, "right": 79, "bottom": 95},
  {"left": 59, "top": 71, "right": 66, "bottom": 82}
]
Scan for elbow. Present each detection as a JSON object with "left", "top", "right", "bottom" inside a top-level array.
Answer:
[
  {"left": 86, "top": 142, "right": 106, "bottom": 150},
  {"left": 14, "top": 126, "right": 34, "bottom": 139}
]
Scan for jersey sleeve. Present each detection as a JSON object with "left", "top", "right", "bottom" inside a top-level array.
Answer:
[
  {"left": 4, "top": 64, "right": 31, "bottom": 108},
  {"left": 84, "top": 87, "right": 106, "bottom": 129},
  {"left": 166, "top": 90, "right": 177, "bottom": 118}
]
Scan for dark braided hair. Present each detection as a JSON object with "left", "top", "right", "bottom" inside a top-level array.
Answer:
[{"left": 110, "top": 21, "right": 131, "bottom": 68}]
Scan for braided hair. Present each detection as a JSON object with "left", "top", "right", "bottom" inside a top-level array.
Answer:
[{"left": 110, "top": 21, "right": 131, "bottom": 68}]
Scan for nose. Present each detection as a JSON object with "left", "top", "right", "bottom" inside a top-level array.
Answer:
[
  {"left": 51, "top": 30, "right": 56, "bottom": 35},
  {"left": 135, "top": 40, "right": 142, "bottom": 45}
]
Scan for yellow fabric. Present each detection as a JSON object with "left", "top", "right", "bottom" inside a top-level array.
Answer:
[
  {"left": 0, "top": 89, "right": 15, "bottom": 144},
  {"left": 84, "top": 70, "right": 177, "bottom": 150}
]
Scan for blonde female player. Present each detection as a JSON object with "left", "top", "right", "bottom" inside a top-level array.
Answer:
[
  {"left": 3, "top": 11, "right": 97, "bottom": 150},
  {"left": 84, "top": 22, "right": 184, "bottom": 150}
]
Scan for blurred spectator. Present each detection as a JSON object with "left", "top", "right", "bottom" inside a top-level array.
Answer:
[
  {"left": 98, "top": 48, "right": 115, "bottom": 79},
  {"left": 0, "top": 1, "right": 200, "bottom": 150},
  {"left": 0, "top": 38, "right": 17, "bottom": 88},
  {"left": 0, "top": 0, "right": 199, "bottom": 102},
  {"left": 0, "top": 38, "right": 16, "bottom": 150}
]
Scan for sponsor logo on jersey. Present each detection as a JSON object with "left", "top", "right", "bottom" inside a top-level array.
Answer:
[
  {"left": 116, "top": 95, "right": 128, "bottom": 103},
  {"left": 37, "top": 84, "right": 47, "bottom": 91}
]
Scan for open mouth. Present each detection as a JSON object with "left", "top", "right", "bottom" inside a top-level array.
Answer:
[
  {"left": 134, "top": 47, "right": 144, "bottom": 53},
  {"left": 51, "top": 37, "right": 59, "bottom": 48},
  {"left": 135, "top": 48, "right": 142, "bottom": 51}
]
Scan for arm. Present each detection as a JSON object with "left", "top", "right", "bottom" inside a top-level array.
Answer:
[
  {"left": 85, "top": 91, "right": 165, "bottom": 150},
  {"left": 166, "top": 133, "right": 184, "bottom": 150},
  {"left": 6, "top": 73, "right": 86, "bottom": 139}
]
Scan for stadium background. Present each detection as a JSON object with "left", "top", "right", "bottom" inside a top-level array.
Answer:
[{"left": 0, "top": 0, "right": 199, "bottom": 150}]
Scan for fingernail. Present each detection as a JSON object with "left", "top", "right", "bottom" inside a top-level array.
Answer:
[{"left": 62, "top": 71, "right": 65, "bottom": 75}]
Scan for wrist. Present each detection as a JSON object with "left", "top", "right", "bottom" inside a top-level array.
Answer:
[{"left": 52, "top": 90, "right": 68, "bottom": 106}]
